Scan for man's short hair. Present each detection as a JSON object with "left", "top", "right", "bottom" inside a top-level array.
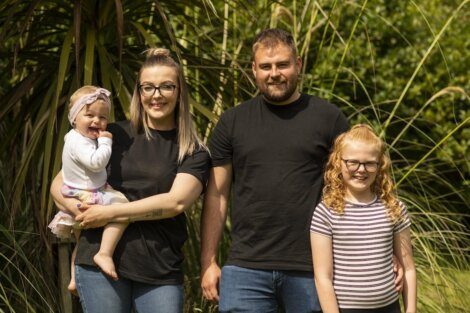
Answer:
[{"left": 252, "top": 28, "right": 298, "bottom": 59}]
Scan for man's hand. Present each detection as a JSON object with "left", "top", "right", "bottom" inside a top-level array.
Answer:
[
  {"left": 393, "top": 254, "right": 404, "bottom": 292},
  {"left": 201, "top": 261, "right": 222, "bottom": 302}
]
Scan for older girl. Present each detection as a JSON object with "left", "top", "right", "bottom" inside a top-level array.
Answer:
[
  {"left": 51, "top": 48, "right": 210, "bottom": 313},
  {"left": 310, "top": 125, "right": 416, "bottom": 313}
]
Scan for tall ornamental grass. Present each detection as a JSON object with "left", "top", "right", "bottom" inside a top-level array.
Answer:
[{"left": 0, "top": 0, "right": 468, "bottom": 312}]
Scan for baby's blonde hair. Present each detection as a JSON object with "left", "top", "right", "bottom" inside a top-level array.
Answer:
[
  {"left": 69, "top": 85, "right": 109, "bottom": 115},
  {"left": 322, "top": 124, "right": 401, "bottom": 222}
]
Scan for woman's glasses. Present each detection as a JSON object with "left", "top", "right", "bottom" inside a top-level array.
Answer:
[
  {"left": 139, "top": 83, "right": 177, "bottom": 97},
  {"left": 342, "top": 159, "right": 379, "bottom": 173}
]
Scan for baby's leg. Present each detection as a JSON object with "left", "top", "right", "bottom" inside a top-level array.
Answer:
[
  {"left": 68, "top": 229, "right": 80, "bottom": 296},
  {"left": 93, "top": 222, "right": 128, "bottom": 280}
]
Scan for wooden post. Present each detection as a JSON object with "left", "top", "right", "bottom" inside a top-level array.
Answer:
[{"left": 58, "top": 239, "right": 73, "bottom": 313}]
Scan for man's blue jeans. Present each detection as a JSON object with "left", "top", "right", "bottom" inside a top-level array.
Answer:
[
  {"left": 75, "top": 265, "right": 183, "bottom": 313},
  {"left": 219, "top": 265, "right": 321, "bottom": 313}
]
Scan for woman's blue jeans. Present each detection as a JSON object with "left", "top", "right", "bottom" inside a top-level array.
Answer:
[
  {"left": 75, "top": 265, "right": 183, "bottom": 313},
  {"left": 219, "top": 265, "right": 321, "bottom": 313}
]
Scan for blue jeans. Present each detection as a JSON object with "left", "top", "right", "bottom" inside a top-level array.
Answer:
[
  {"left": 219, "top": 265, "right": 321, "bottom": 313},
  {"left": 75, "top": 265, "right": 183, "bottom": 313}
]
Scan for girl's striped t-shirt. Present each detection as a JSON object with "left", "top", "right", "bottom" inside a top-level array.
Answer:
[{"left": 310, "top": 197, "right": 410, "bottom": 309}]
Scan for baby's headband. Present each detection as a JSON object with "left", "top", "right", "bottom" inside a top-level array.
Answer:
[{"left": 68, "top": 88, "right": 111, "bottom": 126}]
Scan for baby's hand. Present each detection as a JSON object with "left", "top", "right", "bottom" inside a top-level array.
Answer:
[{"left": 99, "top": 130, "right": 113, "bottom": 139}]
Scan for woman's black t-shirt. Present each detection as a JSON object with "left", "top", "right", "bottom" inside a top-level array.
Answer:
[{"left": 75, "top": 120, "right": 210, "bottom": 285}]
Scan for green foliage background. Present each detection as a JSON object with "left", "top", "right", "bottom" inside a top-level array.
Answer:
[{"left": 0, "top": 0, "right": 468, "bottom": 312}]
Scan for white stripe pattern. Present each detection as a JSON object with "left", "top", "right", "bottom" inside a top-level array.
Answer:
[{"left": 310, "top": 198, "right": 410, "bottom": 309}]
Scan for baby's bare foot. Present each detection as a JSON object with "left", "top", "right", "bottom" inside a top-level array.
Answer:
[
  {"left": 68, "top": 280, "right": 79, "bottom": 296},
  {"left": 93, "top": 253, "right": 118, "bottom": 280}
]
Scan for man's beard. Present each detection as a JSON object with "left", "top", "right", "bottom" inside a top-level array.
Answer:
[{"left": 260, "top": 78, "right": 298, "bottom": 103}]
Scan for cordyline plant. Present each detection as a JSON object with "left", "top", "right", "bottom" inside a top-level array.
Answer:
[{"left": 0, "top": 0, "right": 468, "bottom": 312}]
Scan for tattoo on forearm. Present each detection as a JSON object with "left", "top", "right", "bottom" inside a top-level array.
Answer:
[{"left": 141, "top": 209, "right": 163, "bottom": 219}]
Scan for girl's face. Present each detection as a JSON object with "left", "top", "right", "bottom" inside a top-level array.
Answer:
[
  {"left": 340, "top": 140, "right": 380, "bottom": 200},
  {"left": 139, "top": 65, "right": 178, "bottom": 130},
  {"left": 74, "top": 100, "right": 109, "bottom": 140}
]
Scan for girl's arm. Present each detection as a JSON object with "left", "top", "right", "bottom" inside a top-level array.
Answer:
[
  {"left": 310, "top": 232, "right": 340, "bottom": 313},
  {"left": 50, "top": 171, "right": 89, "bottom": 216},
  {"left": 75, "top": 173, "right": 203, "bottom": 228},
  {"left": 393, "top": 228, "right": 417, "bottom": 313}
]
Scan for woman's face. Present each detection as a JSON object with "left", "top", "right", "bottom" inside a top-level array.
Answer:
[{"left": 139, "top": 65, "right": 178, "bottom": 130}]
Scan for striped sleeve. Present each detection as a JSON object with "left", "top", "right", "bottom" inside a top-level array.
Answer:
[
  {"left": 310, "top": 202, "right": 332, "bottom": 237},
  {"left": 393, "top": 201, "right": 411, "bottom": 233}
]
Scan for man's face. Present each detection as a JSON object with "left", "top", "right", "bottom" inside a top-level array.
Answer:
[{"left": 252, "top": 43, "right": 301, "bottom": 104}]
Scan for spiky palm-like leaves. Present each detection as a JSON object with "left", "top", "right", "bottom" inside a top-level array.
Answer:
[{"left": 1, "top": 0, "right": 468, "bottom": 312}]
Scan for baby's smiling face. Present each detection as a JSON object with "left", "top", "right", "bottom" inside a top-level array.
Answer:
[{"left": 74, "top": 100, "right": 109, "bottom": 140}]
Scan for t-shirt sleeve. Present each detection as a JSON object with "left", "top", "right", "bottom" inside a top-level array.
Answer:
[
  {"left": 71, "top": 135, "right": 112, "bottom": 172},
  {"left": 310, "top": 202, "right": 333, "bottom": 237},
  {"left": 209, "top": 110, "right": 233, "bottom": 167},
  {"left": 329, "top": 110, "right": 349, "bottom": 145},
  {"left": 394, "top": 201, "right": 411, "bottom": 234},
  {"left": 177, "top": 147, "right": 211, "bottom": 190}
]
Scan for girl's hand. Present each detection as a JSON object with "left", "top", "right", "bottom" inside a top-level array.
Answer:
[{"left": 75, "top": 204, "right": 112, "bottom": 228}]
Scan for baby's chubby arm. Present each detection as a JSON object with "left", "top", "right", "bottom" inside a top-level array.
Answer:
[{"left": 73, "top": 131, "right": 112, "bottom": 172}]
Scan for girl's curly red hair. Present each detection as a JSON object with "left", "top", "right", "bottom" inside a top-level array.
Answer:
[{"left": 322, "top": 124, "right": 401, "bottom": 222}]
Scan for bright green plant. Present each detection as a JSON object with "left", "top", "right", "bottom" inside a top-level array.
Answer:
[{"left": 1, "top": 0, "right": 468, "bottom": 312}]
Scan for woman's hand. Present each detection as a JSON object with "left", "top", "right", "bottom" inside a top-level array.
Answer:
[{"left": 75, "top": 204, "right": 114, "bottom": 228}]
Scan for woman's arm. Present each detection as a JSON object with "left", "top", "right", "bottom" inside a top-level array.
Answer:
[
  {"left": 50, "top": 170, "right": 88, "bottom": 217},
  {"left": 311, "top": 233, "right": 340, "bottom": 313},
  {"left": 76, "top": 173, "right": 203, "bottom": 228},
  {"left": 393, "top": 228, "right": 417, "bottom": 313}
]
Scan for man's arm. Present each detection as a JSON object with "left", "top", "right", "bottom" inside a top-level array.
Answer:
[
  {"left": 200, "top": 164, "right": 232, "bottom": 302},
  {"left": 393, "top": 253, "right": 404, "bottom": 292}
]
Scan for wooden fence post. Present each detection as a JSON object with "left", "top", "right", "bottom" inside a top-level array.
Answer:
[{"left": 58, "top": 238, "right": 73, "bottom": 313}]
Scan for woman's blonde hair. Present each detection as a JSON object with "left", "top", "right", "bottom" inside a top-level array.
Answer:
[
  {"left": 130, "top": 48, "right": 205, "bottom": 162},
  {"left": 322, "top": 124, "right": 401, "bottom": 222}
]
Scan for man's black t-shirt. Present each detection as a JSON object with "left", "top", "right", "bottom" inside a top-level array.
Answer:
[
  {"left": 75, "top": 120, "right": 210, "bottom": 284},
  {"left": 209, "top": 94, "right": 348, "bottom": 271}
]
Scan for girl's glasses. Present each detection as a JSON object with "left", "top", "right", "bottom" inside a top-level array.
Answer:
[
  {"left": 139, "top": 84, "right": 177, "bottom": 97},
  {"left": 342, "top": 159, "right": 379, "bottom": 173}
]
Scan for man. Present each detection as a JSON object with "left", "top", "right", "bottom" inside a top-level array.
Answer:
[{"left": 200, "top": 28, "right": 349, "bottom": 312}]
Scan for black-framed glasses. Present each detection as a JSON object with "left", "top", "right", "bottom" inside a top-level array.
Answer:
[
  {"left": 342, "top": 159, "right": 379, "bottom": 173},
  {"left": 139, "top": 83, "right": 177, "bottom": 97}
]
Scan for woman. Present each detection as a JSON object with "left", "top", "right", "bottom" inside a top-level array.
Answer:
[{"left": 50, "top": 48, "right": 210, "bottom": 313}]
